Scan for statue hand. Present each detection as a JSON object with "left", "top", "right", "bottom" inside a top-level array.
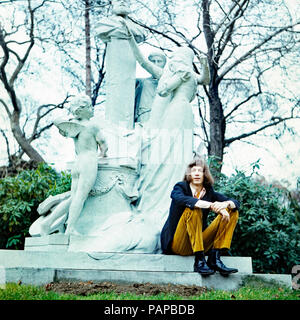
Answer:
[
  {"left": 119, "top": 17, "right": 132, "bottom": 37},
  {"left": 199, "top": 56, "right": 208, "bottom": 66}
]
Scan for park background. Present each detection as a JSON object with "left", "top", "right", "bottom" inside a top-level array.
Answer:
[{"left": 0, "top": 0, "right": 299, "bottom": 275}]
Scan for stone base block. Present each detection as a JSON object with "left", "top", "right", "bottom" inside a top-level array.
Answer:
[
  {"left": 0, "top": 249, "right": 292, "bottom": 290},
  {"left": 3, "top": 249, "right": 253, "bottom": 273}
]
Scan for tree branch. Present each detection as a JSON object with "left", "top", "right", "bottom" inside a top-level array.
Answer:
[
  {"left": 0, "top": 27, "right": 20, "bottom": 113},
  {"left": 0, "top": 128, "right": 12, "bottom": 166},
  {"left": 225, "top": 75, "right": 262, "bottom": 119},
  {"left": 92, "top": 45, "right": 106, "bottom": 106},
  {"left": 0, "top": 98, "right": 11, "bottom": 117},
  {"left": 215, "top": 0, "right": 249, "bottom": 63},
  {"left": 218, "top": 21, "right": 300, "bottom": 82},
  {"left": 196, "top": 92, "right": 209, "bottom": 144},
  {"left": 9, "top": 0, "right": 35, "bottom": 87},
  {"left": 224, "top": 116, "right": 300, "bottom": 146},
  {"left": 128, "top": 16, "right": 182, "bottom": 47},
  {"left": 29, "top": 95, "right": 70, "bottom": 142},
  {"left": 213, "top": 0, "right": 240, "bottom": 35}
]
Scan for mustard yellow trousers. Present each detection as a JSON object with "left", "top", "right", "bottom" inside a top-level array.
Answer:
[{"left": 171, "top": 208, "right": 239, "bottom": 255}]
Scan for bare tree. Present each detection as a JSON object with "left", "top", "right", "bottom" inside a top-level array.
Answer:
[
  {"left": 2, "top": 0, "right": 299, "bottom": 172},
  {"left": 84, "top": 0, "right": 92, "bottom": 97},
  {"left": 132, "top": 0, "right": 300, "bottom": 167},
  {"left": 53, "top": 0, "right": 107, "bottom": 105},
  {"left": 0, "top": 0, "right": 70, "bottom": 165},
  {"left": 201, "top": 0, "right": 300, "bottom": 162}
]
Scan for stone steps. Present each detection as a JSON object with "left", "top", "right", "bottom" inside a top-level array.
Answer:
[
  {"left": 3, "top": 267, "right": 291, "bottom": 291},
  {"left": 0, "top": 249, "right": 292, "bottom": 290},
  {"left": 0, "top": 249, "right": 253, "bottom": 273}
]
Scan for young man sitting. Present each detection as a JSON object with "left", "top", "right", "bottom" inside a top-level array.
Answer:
[{"left": 160, "top": 157, "right": 240, "bottom": 276}]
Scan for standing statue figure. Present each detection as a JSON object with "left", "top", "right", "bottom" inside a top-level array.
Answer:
[
  {"left": 95, "top": 0, "right": 146, "bottom": 129},
  {"left": 134, "top": 51, "right": 166, "bottom": 123},
  {"left": 38, "top": 94, "right": 108, "bottom": 236},
  {"left": 121, "top": 19, "right": 211, "bottom": 236}
]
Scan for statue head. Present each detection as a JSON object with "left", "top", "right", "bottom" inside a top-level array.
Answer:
[
  {"left": 69, "top": 94, "right": 94, "bottom": 120},
  {"left": 170, "top": 46, "right": 195, "bottom": 66},
  {"left": 112, "top": 0, "right": 131, "bottom": 16},
  {"left": 148, "top": 51, "right": 167, "bottom": 69}
]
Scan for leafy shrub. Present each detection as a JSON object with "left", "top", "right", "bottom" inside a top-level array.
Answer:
[
  {"left": 0, "top": 163, "right": 71, "bottom": 249},
  {"left": 1, "top": 158, "right": 299, "bottom": 275},
  {"left": 213, "top": 164, "right": 300, "bottom": 274}
]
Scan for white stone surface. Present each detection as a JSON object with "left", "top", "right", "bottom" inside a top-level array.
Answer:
[
  {"left": 2, "top": 248, "right": 253, "bottom": 273},
  {"left": 37, "top": 191, "right": 71, "bottom": 215},
  {"left": 95, "top": 2, "right": 145, "bottom": 129},
  {"left": 0, "top": 249, "right": 292, "bottom": 290}
]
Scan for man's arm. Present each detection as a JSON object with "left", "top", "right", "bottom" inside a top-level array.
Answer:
[
  {"left": 171, "top": 183, "right": 199, "bottom": 209},
  {"left": 211, "top": 189, "right": 240, "bottom": 211},
  {"left": 194, "top": 199, "right": 213, "bottom": 209},
  {"left": 208, "top": 189, "right": 240, "bottom": 222}
]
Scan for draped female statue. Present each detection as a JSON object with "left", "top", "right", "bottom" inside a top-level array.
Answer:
[{"left": 122, "top": 19, "right": 210, "bottom": 235}]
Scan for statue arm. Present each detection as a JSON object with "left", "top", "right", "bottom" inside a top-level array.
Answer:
[
  {"left": 121, "top": 19, "right": 163, "bottom": 79},
  {"left": 157, "top": 70, "right": 191, "bottom": 97},
  {"left": 157, "top": 73, "right": 183, "bottom": 97},
  {"left": 96, "top": 129, "right": 108, "bottom": 157},
  {"left": 196, "top": 57, "right": 210, "bottom": 85}
]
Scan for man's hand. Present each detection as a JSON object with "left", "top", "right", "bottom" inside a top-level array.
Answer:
[
  {"left": 210, "top": 200, "right": 235, "bottom": 212},
  {"left": 210, "top": 201, "right": 229, "bottom": 213},
  {"left": 210, "top": 201, "right": 234, "bottom": 223},
  {"left": 219, "top": 209, "right": 230, "bottom": 223}
]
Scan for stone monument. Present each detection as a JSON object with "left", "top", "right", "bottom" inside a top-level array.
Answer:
[
  {"left": 27, "top": 4, "right": 210, "bottom": 254},
  {"left": 0, "top": 3, "right": 291, "bottom": 291},
  {"left": 134, "top": 51, "right": 166, "bottom": 123},
  {"left": 95, "top": 0, "right": 145, "bottom": 129}
]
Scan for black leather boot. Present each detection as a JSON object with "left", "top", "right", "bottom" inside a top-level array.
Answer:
[
  {"left": 207, "top": 249, "right": 238, "bottom": 276},
  {"left": 194, "top": 251, "right": 215, "bottom": 276}
]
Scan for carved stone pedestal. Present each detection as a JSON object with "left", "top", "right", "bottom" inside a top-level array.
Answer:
[
  {"left": 27, "top": 156, "right": 162, "bottom": 253},
  {"left": 73, "top": 160, "right": 139, "bottom": 236}
]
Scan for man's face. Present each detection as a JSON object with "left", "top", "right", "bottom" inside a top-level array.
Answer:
[
  {"left": 190, "top": 166, "right": 204, "bottom": 185},
  {"left": 112, "top": 0, "right": 130, "bottom": 16},
  {"left": 149, "top": 55, "right": 166, "bottom": 69}
]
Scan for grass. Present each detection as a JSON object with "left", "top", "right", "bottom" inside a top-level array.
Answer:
[{"left": 0, "top": 278, "right": 299, "bottom": 300}]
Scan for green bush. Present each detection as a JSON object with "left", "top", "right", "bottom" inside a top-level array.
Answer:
[
  {"left": 0, "top": 163, "right": 71, "bottom": 250},
  {"left": 213, "top": 165, "right": 300, "bottom": 274},
  {"left": 1, "top": 158, "right": 299, "bottom": 275}
]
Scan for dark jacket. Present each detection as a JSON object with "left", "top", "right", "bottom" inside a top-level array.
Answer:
[{"left": 160, "top": 181, "right": 240, "bottom": 254}]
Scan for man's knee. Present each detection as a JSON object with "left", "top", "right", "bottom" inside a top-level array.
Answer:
[
  {"left": 228, "top": 209, "right": 239, "bottom": 221},
  {"left": 183, "top": 207, "right": 203, "bottom": 222}
]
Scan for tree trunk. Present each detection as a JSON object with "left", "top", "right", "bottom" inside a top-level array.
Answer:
[
  {"left": 208, "top": 84, "right": 225, "bottom": 163},
  {"left": 202, "top": 0, "right": 225, "bottom": 170},
  {"left": 10, "top": 114, "right": 44, "bottom": 163},
  {"left": 85, "top": 0, "right": 92, "bottom": 98}
]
